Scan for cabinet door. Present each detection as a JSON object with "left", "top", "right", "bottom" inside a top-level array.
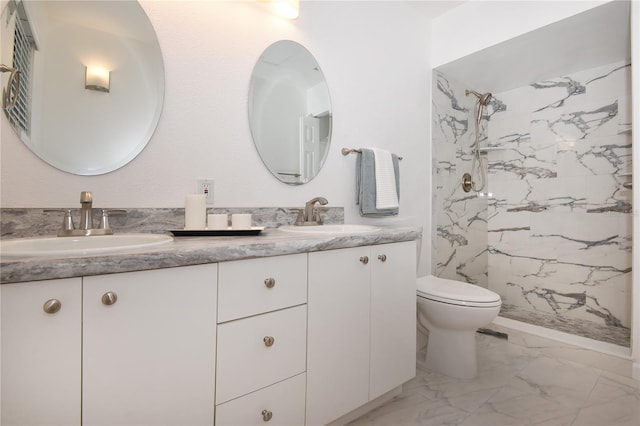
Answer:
[
  {"left": 82, "top": 264, "right": 217, "bottom": 426},
  {"left": 1, "top": 278, "right": 82, "bottom": 426},
  {"left": 370, "top": 241, "right": 417, "bottom": 399},
  {"left": 307, "top": 247, "right": 370, "bottom": 426}
]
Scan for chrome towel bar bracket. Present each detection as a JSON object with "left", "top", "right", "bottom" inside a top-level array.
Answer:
[{"left": 341, "top": 147, "right": 402, "bottom": 160}]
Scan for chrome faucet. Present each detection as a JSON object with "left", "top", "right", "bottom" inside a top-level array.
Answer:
[
  {"left": 295, "top": 197, "right": 328, "bottom": 226},
  {"left": 48, "top": 191, "right": 124, "bottom": 237},
  {"left": 79, "top": 191, "right": 94, "bottom": 231}
]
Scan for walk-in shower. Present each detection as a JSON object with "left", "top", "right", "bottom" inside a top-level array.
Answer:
[{"left": 461, "top": 89, "right": 492, "bottom": 193}]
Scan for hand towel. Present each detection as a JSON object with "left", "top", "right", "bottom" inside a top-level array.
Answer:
[
  {"left": 356, "top": 148, "right": 400, "bottom": 217},
  {"left": 371, "top": 148, "right": 399, "bottom": 209}
]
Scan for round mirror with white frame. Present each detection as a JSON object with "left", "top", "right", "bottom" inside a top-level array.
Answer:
[
  {"left": 249, "top": 40, "right": 332, "bottom": 185},
  {"left": 0, "top": 0, "right": 164, "bottom": 175}
]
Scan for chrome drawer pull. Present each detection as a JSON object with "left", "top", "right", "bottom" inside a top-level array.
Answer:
[
  {"left": 264, "top": 277, "right": 276, "bottom": 288},
  {"left": 262, "top": 409, "right": 273, "bottom": 421},
  {"left": 263, "top": 336, "right": 275, "bottom": 347},
  {"left": 43, "top": 299, "right": 62, "bottom": 314}
]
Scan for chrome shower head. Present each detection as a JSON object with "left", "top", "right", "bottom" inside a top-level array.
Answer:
[{"left": 465, "top": 89, "right": 492, "bottom": 106}]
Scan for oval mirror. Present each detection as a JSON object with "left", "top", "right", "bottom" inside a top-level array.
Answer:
[
  {"left": 0, "top": 0, "right": 164, "bottom": 175},
  {"left": 249, "top": 40, "right": 332, "bottom": 185}
]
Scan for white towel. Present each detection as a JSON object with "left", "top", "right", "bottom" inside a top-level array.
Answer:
[{"left": 371, "top": 148, "right": 399, "bottom": 209}]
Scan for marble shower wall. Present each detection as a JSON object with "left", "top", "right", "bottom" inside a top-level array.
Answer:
[
  {"left": 432, "top": 72, "right": 488, "bottom": 287},
  {"left": 487, "top": 61, "right": 632, "bottom": 347},
  {"left": 432, "top": 61, "right": 632, "bottom": 347}
]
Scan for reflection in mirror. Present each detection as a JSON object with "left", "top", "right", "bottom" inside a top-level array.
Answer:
[
  {"left": 0, "top": 0, "right": 164, "bottom": 175},
  {"left": 249, "top": 40, "right": 332, "bottom": 185}
]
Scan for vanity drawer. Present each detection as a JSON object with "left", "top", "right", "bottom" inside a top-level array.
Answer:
[
  {"left": 217, "top": 253, "right": 307, "bottom": 322},
  {"left": 216, "top": 305, "right": 307, "bottom": 404},
  {"left": 215, "top": 373, "right": 306, "bottom": 426}
]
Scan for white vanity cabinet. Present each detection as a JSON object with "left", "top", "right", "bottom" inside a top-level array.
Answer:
[
  {"left": 1, "top": 235, "right": 419, "bottom": 426},
  {"left": 1, "top": 278, "right": 82, "bottom": 426},
  {"left": 306, "top": 241, "right": 417, "bottom": 426},
  {"left": 82, "top": 264, "right": 217, "bottom": 426},
  {"left": 215, "top": 254, "right": 307, "bottom": 426}
]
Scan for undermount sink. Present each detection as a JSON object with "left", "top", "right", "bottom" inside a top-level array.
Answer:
[
  {"left": 0, "top": 233, "right": 173, "bottom": 258},
  {"left": 279, "top": 224, "right": 380, "bottom": 234}
]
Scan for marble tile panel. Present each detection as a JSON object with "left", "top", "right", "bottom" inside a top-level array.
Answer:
[
  {"left": 490, "top": 85, "right": 536, "bottom": 116},
  {"left": 557, "top": 133, "right": 632, "bottom": 178},
  {"left": 585, "top": 173, "right": 632, "bottom": 212},
  {"left": 525, "top": 176, "right": 587, "bottom": 211},
  {"left": 486, "top": 113, "right": 532, "bottom": 147},
  {"left": 530, "top": 97, "right": 620, "bottom": 144},
  {"left": 617, "top": 95, "right": 632, "bottom": 131},
  {"left": 570, "top": 61, "right": 631, "bottom": 103},
  {"left": 530, "top": 75, "right": 587, "bottom": 114},
  {"left": 487, "top": 142, "right": 557, "bottom": 181}
]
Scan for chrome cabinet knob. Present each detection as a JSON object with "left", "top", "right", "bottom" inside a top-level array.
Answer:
[
  {"left": 378, "top": 254, "right": 387, "bottom": 262},
  {"left": 101, "top": 291, "right": 118, "bottom": 306},
  {"left": 359, "top": 256, "right": 369, "bottom": 265},
  {"left": 263, "top": 336, "right": 275, "bottom": 347},
  {"left": 261, "top": 409, "right": 273, "bottom": 422},
  {"left": 264, "top": 277, "right": 276, "bottom": 289},
  {"left": 43, "top": 299, "right": 61, "bottom": 314}
]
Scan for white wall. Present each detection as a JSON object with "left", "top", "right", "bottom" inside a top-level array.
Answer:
[{"left": 0, "top": 1, "right": 433, "bottom": 274}]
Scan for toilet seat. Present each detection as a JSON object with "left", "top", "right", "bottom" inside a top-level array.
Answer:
[{"left": 417, "top": 276, "right": 501, "bottom": 308}]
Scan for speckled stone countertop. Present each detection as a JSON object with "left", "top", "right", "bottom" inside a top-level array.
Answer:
[{"left": 0, "top": 226, "right": 422, "bottom": 284}]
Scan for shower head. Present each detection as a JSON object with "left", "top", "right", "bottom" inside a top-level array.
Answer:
[{"left": 465, "top": 89, "right": 492, "bottom": 106}]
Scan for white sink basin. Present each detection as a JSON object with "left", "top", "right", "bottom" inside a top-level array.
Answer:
[
  {"left": 0, "top": 233, "right": 173, "bottom": 258},
  {"left": 279, "top": 224, "right": 380, "bottom": 234}
]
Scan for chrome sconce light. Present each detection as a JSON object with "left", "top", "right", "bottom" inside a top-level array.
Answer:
[
  {"left": 85, "top": 66, "right": 110, "bottom": 92},
  {"left": 0, "top": 64, "right": 21, "bottom": 110}
]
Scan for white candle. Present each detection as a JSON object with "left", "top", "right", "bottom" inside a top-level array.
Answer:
[
  {"left": 208, "top": 213, "right": 228, "bottom": 230},
  {"left": 184, "top": 195, "right": 206, "bottom": 229},
  {"left": 231, "top": 213, "right": 252, "bottom": 230}
]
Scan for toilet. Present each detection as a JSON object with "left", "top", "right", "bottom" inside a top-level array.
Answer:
[{"left": 416, "top": 275, "right": 501, "bottom": 379}]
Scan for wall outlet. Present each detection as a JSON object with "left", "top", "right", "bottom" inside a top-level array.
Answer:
[{"left": 197, "top": 179, "right": 214, "bottom": 205}]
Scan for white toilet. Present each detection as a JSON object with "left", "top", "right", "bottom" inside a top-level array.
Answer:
[{"left": 416, "top": 275, "right": 501, "bottom": 379}]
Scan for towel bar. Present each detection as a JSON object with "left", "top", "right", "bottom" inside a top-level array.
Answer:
[{"left": 341, "top": 147, "right": 402, "bottom": 160}]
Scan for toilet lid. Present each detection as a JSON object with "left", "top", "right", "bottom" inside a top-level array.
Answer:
[{"left": 417, "top": 275, "right": 501, "bottom": 306}]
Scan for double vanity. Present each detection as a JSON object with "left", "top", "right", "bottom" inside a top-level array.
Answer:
[{"left": 1, "top": 225, "right": 421, "bottom": 426}]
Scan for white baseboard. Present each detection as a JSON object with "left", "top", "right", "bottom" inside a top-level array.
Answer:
[{"left": 493, "top": 316, "right": 632, "bottom": 360}]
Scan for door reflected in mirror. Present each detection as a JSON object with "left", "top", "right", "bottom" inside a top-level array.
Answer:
[
  {"left": 249, "top": 40, "right": 332, "bottom": 185},
  {"left": 0, "top": 0, "right": 164, "bottom": 175}
]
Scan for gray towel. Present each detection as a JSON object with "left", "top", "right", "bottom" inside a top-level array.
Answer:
[{"left": 356, "top": 148, "right": 400, "bottom": 217}]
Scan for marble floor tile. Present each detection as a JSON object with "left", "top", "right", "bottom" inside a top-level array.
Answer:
[{"left": 349, "top": 326, "right": 640, "bottom": 426}]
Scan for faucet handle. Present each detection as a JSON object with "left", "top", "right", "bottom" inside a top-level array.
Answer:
[
  {"left": 99, "top": 209, "right": 126, "bottom": 231},
  {"left": 290, "top": 208, "right": 305, "bottom": 226},
  {"left": 45, "top": 209, "right": 75, "bottom": 231}
]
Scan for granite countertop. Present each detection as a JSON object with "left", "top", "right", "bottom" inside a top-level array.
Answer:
[{"left": 0, "top": 226, "right": 422, "bottom": 284}]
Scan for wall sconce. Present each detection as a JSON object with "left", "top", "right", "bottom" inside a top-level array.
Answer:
[
  {"left": 273, "top": 0, "right": 299, "bottom": 19},
  {"left": 85, "top": 66, "right": 110, "bottom": 92}
]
